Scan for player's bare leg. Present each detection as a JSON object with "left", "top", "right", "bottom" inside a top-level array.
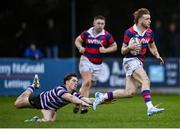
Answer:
[
  {"left": 133, "top": 67, "right": 164, "bottom": 116},
  {"left": 40, "top": 109, "right": 57, "bottom": 122},
  {"left": 73, "top": 71, "right": 92, "bottom": 114},
  {"left": 25, "top": 109, "right": 57, "bottom": 122},
  {"left": 132, "top": 68, "right": 150, "bottom": 91},
  {"left": 14, "top": 74, "right": 40, "bottom": 108},
  {"left": 113, "top": 76, "right": 138, "bottom": 99},
  {"left": 93, "top": 76, "right": 138, "bottom": 110},
  {"left": 14, "top": 90, "right": 32, "bottom": 108},
  {"left": 79, "top": 71, "right": 92, "bottom": 113},
  {"left": 133, "top": 68, "right": 153, "bottom": 109},
  {"left": 80, "top": 71, "right": 92, "bottom": 97}
]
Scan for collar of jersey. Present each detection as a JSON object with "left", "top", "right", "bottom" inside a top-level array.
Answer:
[
  {"left": 133, "top": 24, "right": 147, "bottom": 36},
  {"left": 87, "top": 27, "right": 105, "bottom": 38}
]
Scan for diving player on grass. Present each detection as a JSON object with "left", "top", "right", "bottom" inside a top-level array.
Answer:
[{"left": 14, "top": 73, "right": 93, "bottom": 122}]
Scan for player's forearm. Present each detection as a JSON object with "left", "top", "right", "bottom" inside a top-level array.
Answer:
[
  {"left": 151, "top": 49, "right": 160, "bottom": 58},
  {"left": 105, "top": 43, "right": 117, "bottom": 53},
  {"left": 80, "top": 97, "right": 93, "bottom": 104},
  {"left": 121, "top": 46, "right": 131, "bottom": 55},
  {"left": 149, "top": 45, "right": 160, "bottom": 58},
  {"left": 62, "top": 93, "right": 84, "bottom": 105},
  {"left": 149, "top": 42, "right": 161, "bottom": 58},
  {"left": 75, "top": 36, "right": 84, "bottom": 51},
  {"left": 75, "top": 41, "right": 83, "bottom": 51},
  {"left": 68, "top": 95, "right": 85, "bottom": 105}
]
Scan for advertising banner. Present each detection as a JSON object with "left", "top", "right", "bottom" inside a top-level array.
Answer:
[
  {"left": 94, "top": 58, "right": 179, "bottom": 88},
  {"left": 0, "top": 58, "right": 179, "bottom": 95},
  {"left": 0, "top": 58, "right": 76, "bottom": 95}
]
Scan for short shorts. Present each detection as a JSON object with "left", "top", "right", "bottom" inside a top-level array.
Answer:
[
  {"left": 123, "top": 57, "right": 143, "bottom": 76},
  {"left": 28, "top": 94, "right": 42, "bottom": 109},
  {"left": 79, "top": 55, "right": 102, "bottom": 81}
]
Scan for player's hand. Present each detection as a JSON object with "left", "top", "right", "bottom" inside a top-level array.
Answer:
[
  {"left": 81, "top": 101, "right": 91, "bottom": 107},
  {"left": 99, "top": 47, "right": 107, "bottom": 53},
  {"left": 156, "top": 56, "right": 164, "bottom": 64},
  {"left": 78, "top": 46, "right": 85, "bottom": 53},
  {"left": 99, "top": 44, "right": 107, "bottom": 53},
  {"left": 128, "top": 43, "right": 141, "bottom": 51}
]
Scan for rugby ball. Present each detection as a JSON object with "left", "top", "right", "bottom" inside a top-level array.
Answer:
[{"left": 129, "top": 37, "right": 141, "bottom": 55}]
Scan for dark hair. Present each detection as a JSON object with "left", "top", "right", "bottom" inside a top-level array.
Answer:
[
  {"left": 94, "top": 15, "right": 105, "bottom": 21},
  {"left": 64, "top": 73, "right": 78, "bottom": 84},
  {"left": 133, "top": 8, "right": 150, "bottom": 24}
]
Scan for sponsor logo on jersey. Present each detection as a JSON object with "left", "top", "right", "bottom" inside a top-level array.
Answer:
[
  {"left": 140, "top": 38, "right": 150, "bottom": 44},
  {"left": 87, "top": 39, "right": 103, "bottom": 44}
]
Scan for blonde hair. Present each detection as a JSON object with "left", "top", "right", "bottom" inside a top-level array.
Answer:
[{"left": 133, "top": 8, "right": 150, "bottom": 24}]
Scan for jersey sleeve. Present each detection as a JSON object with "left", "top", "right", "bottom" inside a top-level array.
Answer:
[
  {"left": 107, "top": 33, "right": 115, "bottom": 45},
  {"left": 149, "top": 31, "right": 155, "bottom": 44},
  {"left": 72, "top": 90, "right": 84, "bottom": 99},
  {"left": 123, "top": 30, "right": 133, "bottom": 46},
  {"left": 57, "top": 87, "right": 68, "bottom": 97},
  {"left": 80, "top": 31, "right": 87, "bottom": 42}
]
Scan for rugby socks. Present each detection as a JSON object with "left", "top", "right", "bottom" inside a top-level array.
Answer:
[
  {"left": 103, "top": 92, "right": 113, "bottom": 101},
  {"left": 142, "top": 90, "right": 153, "bottom": 109},
  {"left": 27, "top": 85, "right": 35, "bottom": 93}
]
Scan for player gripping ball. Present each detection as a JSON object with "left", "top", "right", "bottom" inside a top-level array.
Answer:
[{"left": 128, "top": 37, "right": 141, "bottom": 55}]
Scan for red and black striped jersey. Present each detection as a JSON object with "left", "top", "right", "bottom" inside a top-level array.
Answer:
[
  {"left": 80, "top": 27, "right": 115, "bottom": 64},
  {"left": 123, "top": 24, "right": 154, "bottom": 62}
]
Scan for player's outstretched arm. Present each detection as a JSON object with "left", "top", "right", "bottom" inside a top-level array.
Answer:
[
  {"left": 62, "top": 93, "right": 90, "bottom": 107},
  {"left": 80, "top": 97, "right": 94, "bottom": 105}
]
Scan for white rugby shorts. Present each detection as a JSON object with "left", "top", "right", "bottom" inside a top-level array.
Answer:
[
  {"left": 79, "top": 55, "right": 102, "bottom": 81},
  {"left": 123, "top": 57, "right": 143, "bottom": 76}
]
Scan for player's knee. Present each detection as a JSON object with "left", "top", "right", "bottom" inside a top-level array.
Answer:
[
  {"left": 14, "top": 98, "right": 27, "bottom": 108},
  {"left": 125, "top": 90, "right": 135, "bottom": 97},
  {"left": 14, "top": 100, "right": 21, "bottom": 108}
]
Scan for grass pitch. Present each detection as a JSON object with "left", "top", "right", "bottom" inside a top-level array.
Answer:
[{"left": 0, "top": 95, "right": 180, "bottom": 128}]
